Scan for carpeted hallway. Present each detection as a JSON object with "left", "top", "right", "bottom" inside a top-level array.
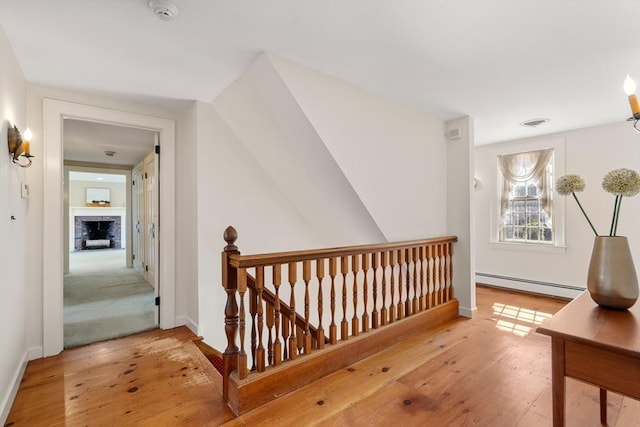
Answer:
[{"left": 64, "top": 249, "right": 156, "bottom": 348}]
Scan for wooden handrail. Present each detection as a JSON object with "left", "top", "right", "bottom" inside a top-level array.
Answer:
[
  {"left": 221, "top": 226, "right": 458, "bottom": 415},
  {"left": 229, "top": 235, "right": 457, "bottom": 268}
]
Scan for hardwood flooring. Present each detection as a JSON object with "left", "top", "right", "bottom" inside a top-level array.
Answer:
[
  {"left": 5, "top": 327, "right": 234, "bottom": 426},
  {"left": 6, "top": 286, "right": 640, "bottom": 426}
]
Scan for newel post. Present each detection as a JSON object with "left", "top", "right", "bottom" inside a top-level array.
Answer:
[{"left": 222, "top": 226, "right": 240, "bottom": 402}]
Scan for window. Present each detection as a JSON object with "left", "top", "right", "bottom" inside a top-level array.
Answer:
[{"left": 497, "top": 148, "right": 554, "bottom": 244}]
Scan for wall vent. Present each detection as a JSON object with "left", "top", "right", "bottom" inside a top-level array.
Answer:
[{"left": 447, "top": 128, "right": 462, "bottom": 140}]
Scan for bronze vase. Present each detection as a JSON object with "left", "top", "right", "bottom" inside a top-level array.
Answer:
[{"left": 587, "top": 236, "right": 639, "bottom": 309}]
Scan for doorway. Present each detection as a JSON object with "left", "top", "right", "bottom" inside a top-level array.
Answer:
[
  {"left": 43, "top": 99, "right": 176, "bottom": 357},
  {"left": 63, "top": 166, "right": 157, "bottom": 348}
]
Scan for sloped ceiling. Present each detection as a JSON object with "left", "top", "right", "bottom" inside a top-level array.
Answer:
[{"left": 1, "top": 0, "right": 639, "bottom": 145}]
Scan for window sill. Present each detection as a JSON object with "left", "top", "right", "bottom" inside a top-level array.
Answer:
[{"left": 489, "top": 241, "right": 567, "bottom": 254}]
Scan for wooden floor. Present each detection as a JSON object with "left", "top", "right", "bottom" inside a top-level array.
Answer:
[
  {"left": 6, "top": 286, "right": 640, "bottom": 426},
  {"left": 5, "top": 327, "right": 234, "bottom": 426}
]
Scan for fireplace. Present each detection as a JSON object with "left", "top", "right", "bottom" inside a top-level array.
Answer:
[{"left": 74, "top": 216, "right": 122, "bottom": 250}]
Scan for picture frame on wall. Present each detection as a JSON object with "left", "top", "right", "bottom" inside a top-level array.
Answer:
[{"left": 86, "top": 187, "right": 111, "bottom": 206}]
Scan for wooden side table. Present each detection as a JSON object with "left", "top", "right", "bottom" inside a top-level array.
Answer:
[{"left": 537, "top": 291, "right": 640, "bottom": 426}]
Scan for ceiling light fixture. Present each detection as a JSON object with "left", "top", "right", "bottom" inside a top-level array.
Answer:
[
  {"left": 520, "top": 118, "right": 550, "bottom": 128},
  {"left": 148, "top": 0, "right": 179, "bottom": 21},
  {"left": 624, "top": 75, "right": 640, "bottom": 132},
  {"left": 104, "top": 150, "right": 116, "bottom": 157}
]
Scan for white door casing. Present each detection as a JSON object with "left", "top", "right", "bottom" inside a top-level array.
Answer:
[{"left": 43, "top": 99, "right": 176, "bottom": 357}]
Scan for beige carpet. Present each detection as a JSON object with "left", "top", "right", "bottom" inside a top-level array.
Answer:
[{"left": 64, "top": 249, "right": 156, "bottom": 348}]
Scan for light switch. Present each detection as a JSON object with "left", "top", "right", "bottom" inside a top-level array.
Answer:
[{"left": 21, "top": 181, "right": 29, "bottom": 199}]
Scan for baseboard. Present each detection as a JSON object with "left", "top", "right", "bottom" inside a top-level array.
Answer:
[
  {"left": 27, "top": 346, "right": 43, "bottom": 361},
  {"left": 0, "top": 350, "right": 28, "bottom": 426},
  {"left": 175, "top": 315, "right": 198, "bottom": 336},
  {"left": 476, "top": 273, "right": 583, "bottom": 299},
  {"left": 458, "top": 305, "right": 477, "bottom": 318}
]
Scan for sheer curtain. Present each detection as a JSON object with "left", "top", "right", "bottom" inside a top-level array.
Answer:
[{"left": 497, "top": 148, "right": 554, "bottom": 218}]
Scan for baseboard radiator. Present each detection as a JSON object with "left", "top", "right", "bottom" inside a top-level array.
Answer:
[{"left": 475, "top": 272, "right": 584, "bottom": 299}]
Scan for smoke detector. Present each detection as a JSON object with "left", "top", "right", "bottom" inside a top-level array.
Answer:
[
  {"left": 149, "top": 0, "right": 179, "bottom": 21},
  {"left": 520, "top": 118, "right": 550, "bottom": 128}
]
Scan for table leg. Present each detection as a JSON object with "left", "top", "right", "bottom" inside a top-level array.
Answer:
[
  {"left": 600, "top": 388, "right": 607, "bottom": 425},
  {"left": 551, "top": 337, "right": 566, "bottom": 427}
]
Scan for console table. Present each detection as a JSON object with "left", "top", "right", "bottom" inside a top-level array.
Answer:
[{"left": 537, "top": 291, "right": 640, "bottom": 426}]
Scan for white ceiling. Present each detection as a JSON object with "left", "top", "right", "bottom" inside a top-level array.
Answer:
[
  {"left": 1, "top": 0, "right": 640, "bottom": 146},
  {"left": 63, "top": 119, "right": 155, "bottom": 166}
]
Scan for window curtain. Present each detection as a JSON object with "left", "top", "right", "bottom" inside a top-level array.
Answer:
[{"left": 497, "top": 148, "right": 554, "bottom": 218}]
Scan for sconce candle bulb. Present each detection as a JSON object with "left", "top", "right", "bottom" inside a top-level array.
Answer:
[
  {"left": 624, "top": 75, "right": 640, "bottom": 116},
  {"left": 23, "top": 128, "right": 32, "bottom": 156},
  {"left": 624, "top": 75, "right": 640, "bottom": 133}
]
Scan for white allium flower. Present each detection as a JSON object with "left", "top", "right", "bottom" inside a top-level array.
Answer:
[
  {"left": 602, "top": 168, "right": 640, "bottom": 197},
  {"left": 556, "top": 174, "right": 586, "bottom": 196}
]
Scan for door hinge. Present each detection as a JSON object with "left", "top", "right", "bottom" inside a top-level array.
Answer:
[
  {"left": 155, "top": 296, "right": 160, "bottom": 306},
  {"left": 145, "top": 172, "right": 148, "bottom": 179},
  {"left": 145, "top": 265, "right": 149, "bottom": 272},
  {"left": 155, "top": 145, "right": 160, "bottom": 155},
  {"left": 132, "top": 180, "right": 135, "bottom": 186},
  {"left": 132, "top": 254, "right": 136, "bottom": 260}
]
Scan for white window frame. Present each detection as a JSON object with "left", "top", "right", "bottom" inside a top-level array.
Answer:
[{"left": 489, "top": 137, "right": 566, "bottom": 254}]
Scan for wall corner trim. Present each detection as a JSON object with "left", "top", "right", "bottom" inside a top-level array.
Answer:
[
  {"left": 175, "top": 315, "right": 199, "bottom": 336},
  {"left": 458, "top": 306, "right": 477, "bottom": 319}
]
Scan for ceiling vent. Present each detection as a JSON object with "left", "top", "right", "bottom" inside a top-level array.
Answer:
[
  {"left": 148, "top": 0, "right": 179, "bottom": 21},
  {"left": 520, "top": 118, "right": 550, "bottom": 128}
]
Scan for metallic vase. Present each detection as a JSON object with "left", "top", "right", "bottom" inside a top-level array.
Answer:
[{"left": 587, "top": 236, "right": 639, "bottom": 310}]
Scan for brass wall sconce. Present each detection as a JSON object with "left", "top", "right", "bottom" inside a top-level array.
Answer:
[{"left": 7, "top": 124, "right": 34, "bottom": 168}]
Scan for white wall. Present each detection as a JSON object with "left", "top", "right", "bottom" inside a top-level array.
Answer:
[
  {"left": 175, "top": 102, "right": 199, "bottom": 332},
  {"left": 447, "top": 117, "right": 476, "bottom": 317},
  {"left": 270, "top": 54, "right": 448, "bottom": 241},
  {"left": 68, "top": 180, "right": 126, "bottom": 207},
  {"left": 0, "top": 22, "right": 28, "bottom": 425},
  {"left": 214, "top": 54, "right": 385, "bottom": 247},
  {"left": 195, "top": 100, "right": 328, "bottom": 350},
  {"left": 475, "top": 121, "right": 640, "bottom": 297}
]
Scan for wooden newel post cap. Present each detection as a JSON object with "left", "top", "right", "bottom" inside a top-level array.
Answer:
[{"left": 224, "top": 226, "right": 238, "bottom": 252}]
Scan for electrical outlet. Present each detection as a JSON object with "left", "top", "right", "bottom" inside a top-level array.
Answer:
[{"left": 21, "top": 181, "right": 29, "bottom": 199}]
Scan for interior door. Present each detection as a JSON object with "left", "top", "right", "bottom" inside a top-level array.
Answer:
[
  {"left": 132, "top": 163, "right": 144, "bottom": 274},
  {"left": 143, "top": 151, "right": 156, "bottom": 289}
]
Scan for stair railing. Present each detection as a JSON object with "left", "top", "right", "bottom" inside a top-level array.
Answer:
[{"left": 221, "top": 226, "right": 457, "bottom": 415}]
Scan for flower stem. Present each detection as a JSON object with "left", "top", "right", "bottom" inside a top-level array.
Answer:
[
  {"left": 572, "top": 192, "right": 598, "bottom": 236},
  {"left": 609, "top": 195, "right": 620, "bottom": 236},
  {"left": 613, "top": 196, "right": 623, "bottom": 236}
]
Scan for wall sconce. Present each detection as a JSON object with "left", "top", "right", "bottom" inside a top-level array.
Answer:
[
  {"left": 624, "top": 75, "right": 640, "bottom": 132},
  {"left": 7, "top": 124, "right": 34, "bottom": 167}
]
